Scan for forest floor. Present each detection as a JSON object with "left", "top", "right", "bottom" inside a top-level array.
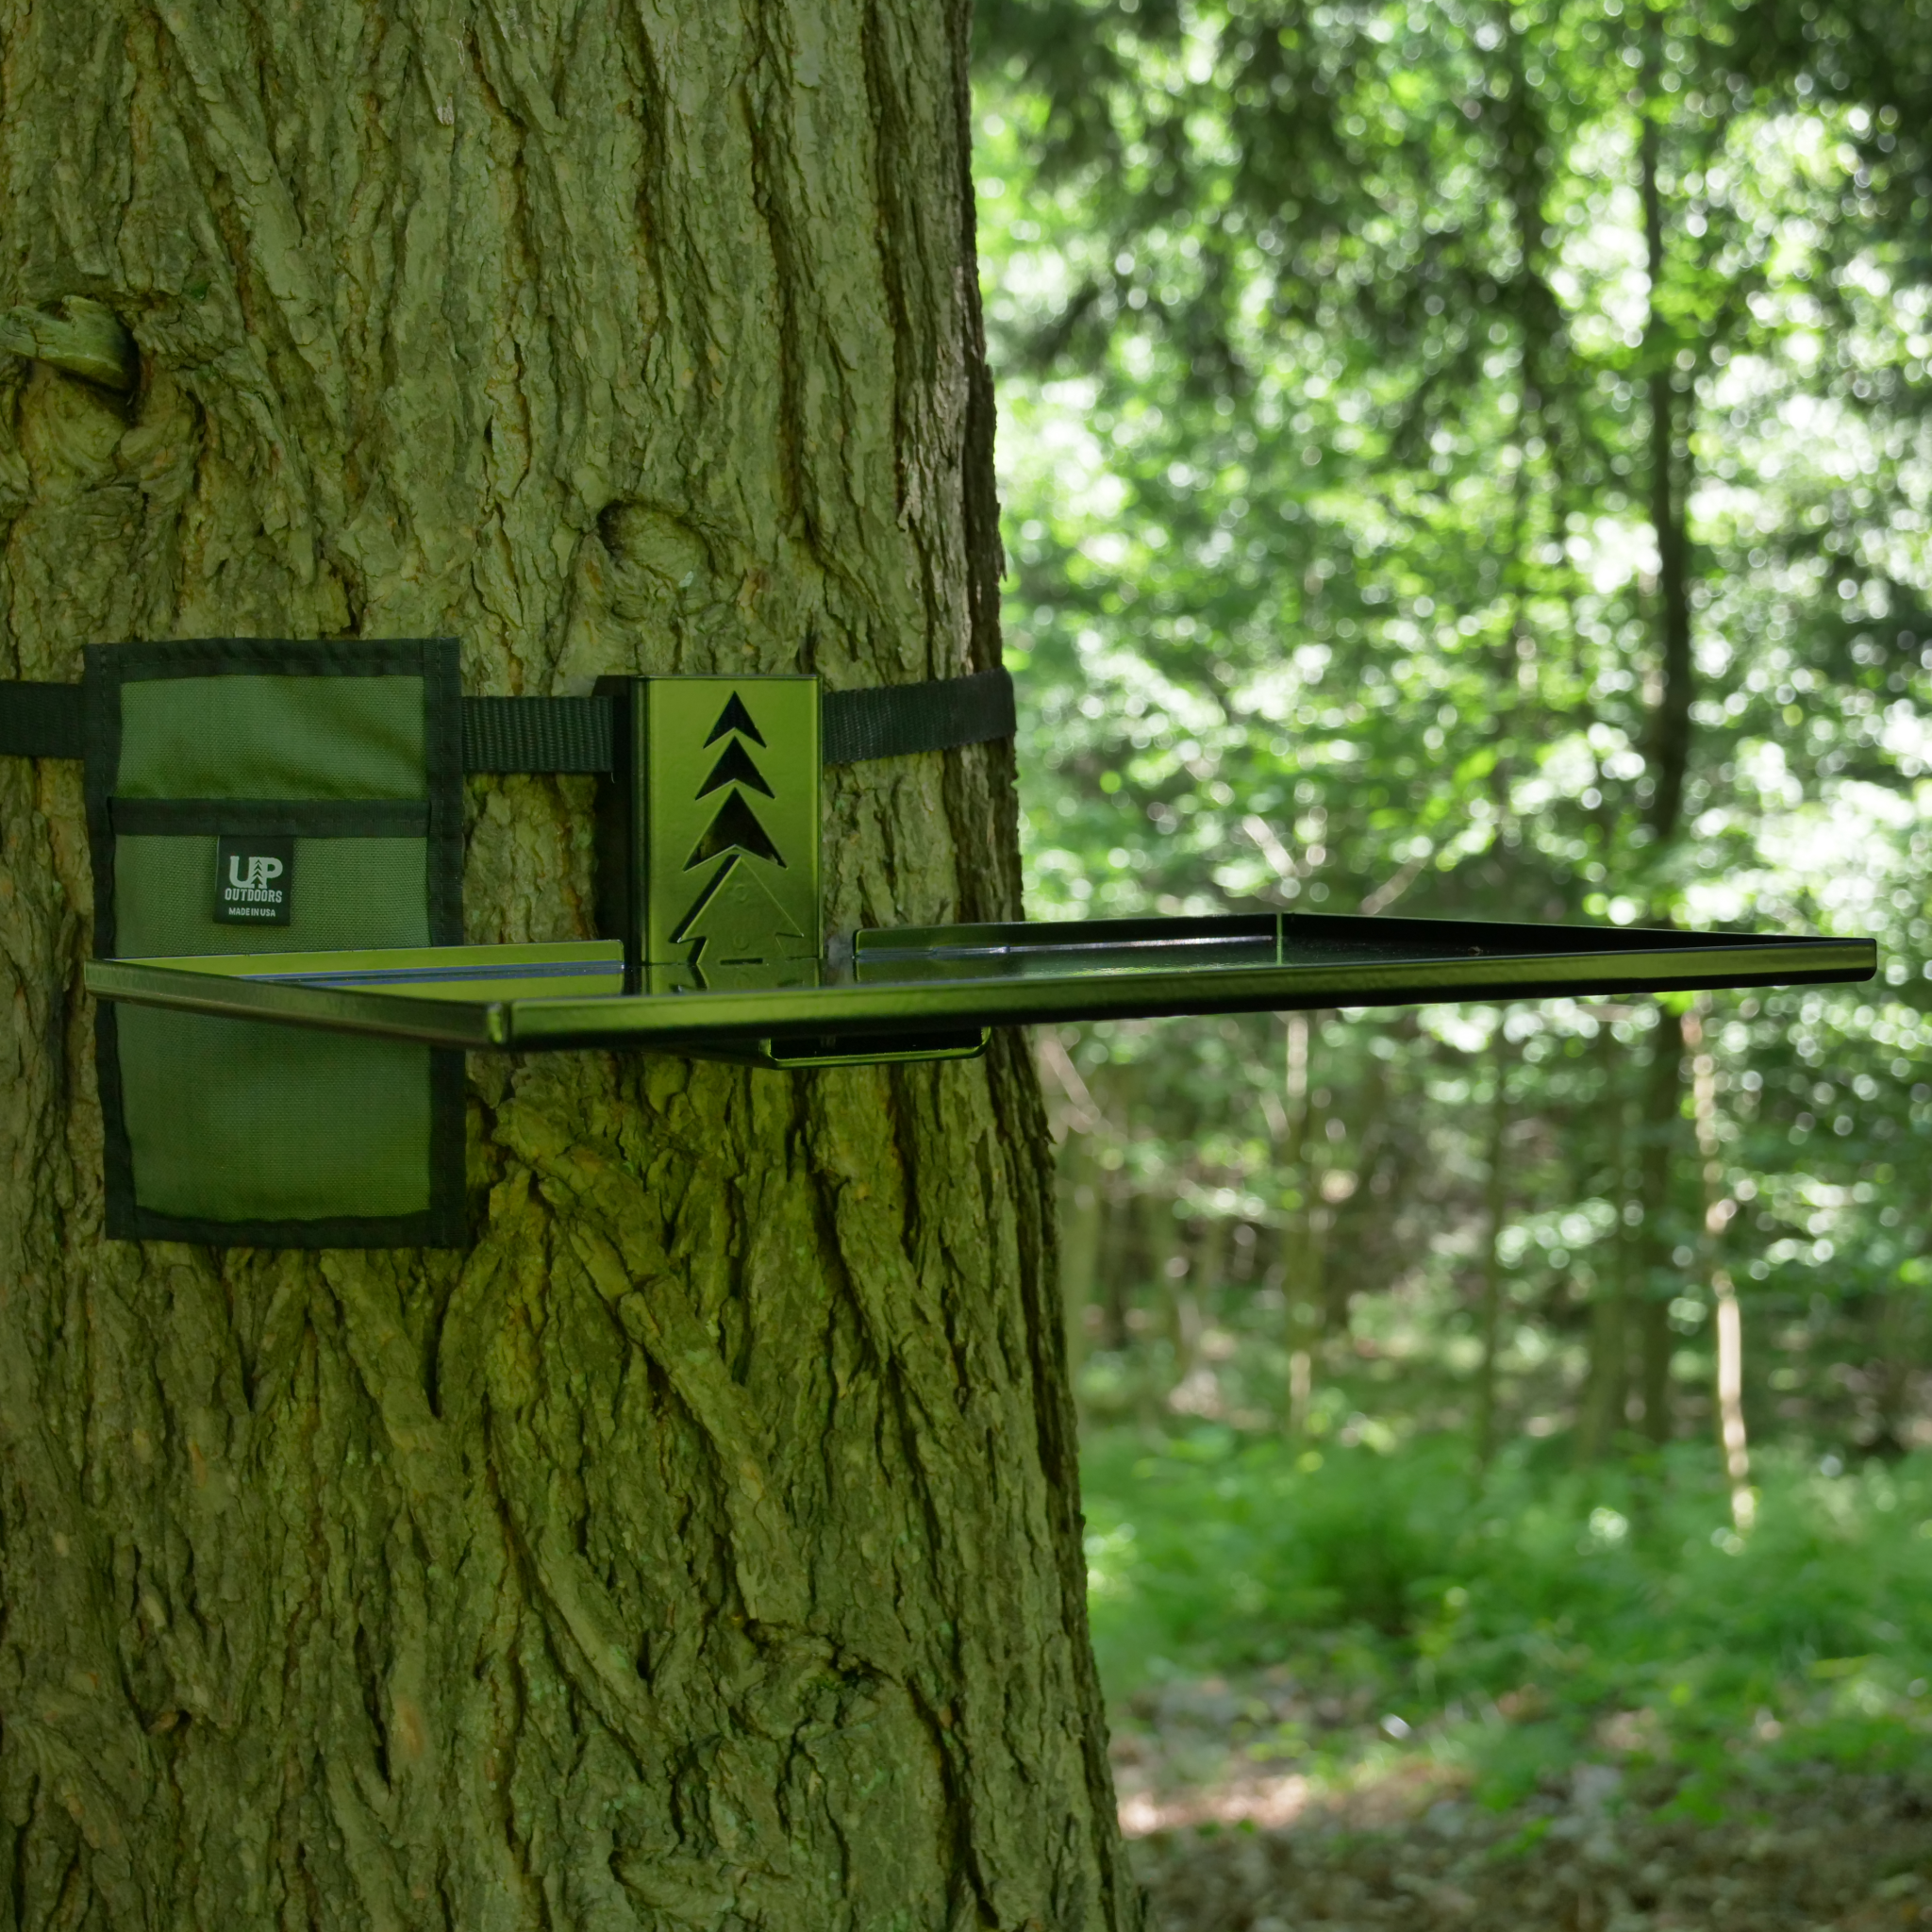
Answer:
[
  {"left": 1116, "top": 1674, "right": 1932, "bottom": 1930},
  {"left": 1080, "top": 1433, "right": 1932, "bottom": 1930}
]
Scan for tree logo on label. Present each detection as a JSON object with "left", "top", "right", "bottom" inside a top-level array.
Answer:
[{"left": 213, "top": 834, "right": 295, "bottom": 924}]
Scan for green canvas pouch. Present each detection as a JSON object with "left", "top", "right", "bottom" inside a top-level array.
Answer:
[{"left": 84, "top": 639, "right": 465, "bottom": 1247}]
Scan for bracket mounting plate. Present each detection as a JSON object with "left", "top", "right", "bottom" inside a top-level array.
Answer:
[{"left": 594, "top": 675, "right": 820, "bottom": 993}]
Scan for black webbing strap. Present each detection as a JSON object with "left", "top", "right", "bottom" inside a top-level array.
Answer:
[
  {"left": 461, "top": 695, "right": 612, "bottom": 774},
  {"left": 0, "top": 680, "right": 85, "bottom": 759},
  {"left": 1, "top": 667, "right": 1017, "bottom": 773},
  {"left": 820, "top": 668, "right": 1015, "bottom": 765},
  {"left": 459, "top": 668, "right": 1014, "bottom": 773}
]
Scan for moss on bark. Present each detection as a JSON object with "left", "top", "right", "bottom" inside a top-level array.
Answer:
[{"left": 0, "top": 5, "right": 1138, "bottom": 1924}]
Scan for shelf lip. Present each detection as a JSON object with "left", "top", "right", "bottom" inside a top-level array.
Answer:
[
  {"left": 502, "top": 936, "right": 1875, "bottom": 1047},
  {"left": 85, "top": 929, "right": 1877, "bottom": 1054},
  {"left": 86, "top": 958, "right": 509, "bottom": 1047}
]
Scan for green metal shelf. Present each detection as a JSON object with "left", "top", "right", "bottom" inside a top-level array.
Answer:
[{"left": 83, "top": 912, "right": 1876, "bottom": 1069}]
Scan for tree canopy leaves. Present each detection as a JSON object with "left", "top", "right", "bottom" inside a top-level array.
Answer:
[{"left": 974, "top": 0, "right": 1932, "bottom": 1457}]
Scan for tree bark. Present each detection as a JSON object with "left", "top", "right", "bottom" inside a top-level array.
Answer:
[
  {"left": 1278, "top": 1012, "right": 1324, "bottom": 1438},
  {"left": 1094, "top": 1185, "right": 1129, "bottom": 1357},
  {"left": 1576, "top": 1032, "right": 1630, "bottom": 1464},
  {"left": 1872, "top": 1288, "right": 1922, "bottom": 1457},
  {"left": 1632, "top": 51, "right": 1693, "bottom": 1460},
  {"left": 1473, "top": 1024, "right": 1510, "bottom": 1473},
  {"left": 0, "top": 5, "right": 1139, "bottom": 1926},
  {"left": 1640, "top": 29, "right": 1693, "bottom": 850},
  {"left": 1635, "top": 1010, "right": 1683, "bottom": 1444}
]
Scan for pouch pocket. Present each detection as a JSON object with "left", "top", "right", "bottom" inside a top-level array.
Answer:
[{"left": 85, "top": 641, "right": 464, "bottom": 1248}]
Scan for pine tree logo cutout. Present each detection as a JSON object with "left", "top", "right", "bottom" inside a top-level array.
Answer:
[{"left": 671, "top": 692, "right": 806, "bottom": 986}]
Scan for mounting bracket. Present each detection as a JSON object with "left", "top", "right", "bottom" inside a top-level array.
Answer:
[{"left": 593, "top": 675, "right": 823, "bottom": 995}]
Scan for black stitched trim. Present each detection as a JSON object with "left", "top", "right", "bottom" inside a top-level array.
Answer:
[
  {"left": 112, "top": 1198, "right": 464, "bottom": 1249},
  {"left": 423, "top": 641, "right": 464, "bottom": 948},
  {"left": 98, "top": 639, "right": 445, "bottom": 681},
  {"left": 96, "top": 1002, "right": 136, "bottom": 1240}
]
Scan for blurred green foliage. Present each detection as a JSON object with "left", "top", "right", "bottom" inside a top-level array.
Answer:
[
  {"left": 972, "top": 0, "right": 1932, "bottom": 1462},
  {"left": 1083, "top": 1428, "right": 1932, "bottom": 1805}
]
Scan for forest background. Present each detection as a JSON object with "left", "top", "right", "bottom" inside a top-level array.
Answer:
[{"left": 968, "top": 0, "right": 1932, "bottom": 1849}]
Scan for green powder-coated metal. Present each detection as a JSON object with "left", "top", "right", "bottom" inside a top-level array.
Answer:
[
  {"left": 597, "top": 675, "right": 823, "bottom": 994},
  {"left": 85, "top": 914, "right": 1876, "bottom": 1066}
]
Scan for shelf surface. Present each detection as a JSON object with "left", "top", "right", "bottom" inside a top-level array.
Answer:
[{"left": 82, "top": 913, "right": 1877, "bottom": 1060}]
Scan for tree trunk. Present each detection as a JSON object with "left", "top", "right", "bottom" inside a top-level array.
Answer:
[
  {"left": 1577, "top": 1032, "right": 1630, "bottom": 1463},
  {"left": 1059, "top": 1131, "right": 1106, "bottom": 1390},
  {"left": 1872, "top": 1288, "right": 1922, "bottom": 1457},
  {"left": 1640, "top": 29, "right": 1693, "bottom": 849},
  {"left": 1473, "top": 1024, "right": 1511, "bottom": 1473},
  {"left": 1635, "top": 1009, "right": 1683, "bottom": 1444},
  {"left": 1095, "top": 1184, "right": 1130, "bottom": 1356},
  {"left": 1628, "top": 56, "right": 1698, "bottom": 1462},
  {"left": 1322, "top": 1049, "right": 1384, "bottom": 1341},
  {"left": 0, "top": 6, "right": 1140, "bottom": 1926},
  {"left": 1136, "top": 1188, "right": 1182, "bottom": 1426},
  {"left": 1191, "top": 1216, "right": 1227, "bottom": 1340},
  {"left": 1684, "top": 1001, "right": 1754, "bottom": 1531},
  {"left": 1279, "top": 1012, "right": 1324, "bottom": 1437}
]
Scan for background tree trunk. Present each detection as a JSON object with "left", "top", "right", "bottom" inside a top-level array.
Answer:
[
  {"left": 1635, "top": 1017, "right": 1683, "bottom": 1444},
  {"left": 1058, "top": 1130, "right": 1105, "bottom": 1386},
  {"left": 1577, "top": 1032, "right": 1631, "bottom": 1464},
  {"left": 1473, "top": 1024, "right": 1511, "bottom": 1473},
  {"left": 1640, "top": 62, "right": 1694, "bottom": 848},
  {"left": 0, "top": 5, "right": 1140, "bottom": 1926},
  {"left": 1135, "top": 1189, "right": 1180, "bottom": 1429},
  {"left": 1685, "top": 1001, "right": 1755, "bottom": 1532},
  {"left": 1278, "top": 1012, "right": 1323, "bottom": 1438}
]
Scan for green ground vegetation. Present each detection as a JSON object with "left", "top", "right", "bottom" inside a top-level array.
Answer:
[{"left": 1083, "top": 1426, "right": 1932, "bottom": 1808}]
